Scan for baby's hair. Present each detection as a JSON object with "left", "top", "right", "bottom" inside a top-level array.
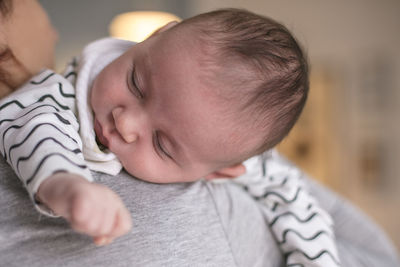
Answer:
[{"left": 177, "top": 8, "right": 309, "bottom": 159}]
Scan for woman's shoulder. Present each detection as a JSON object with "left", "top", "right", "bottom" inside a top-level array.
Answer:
[
  {"left": 0, "top": 157, "right": 282, "bottom": 266},
  {"left": 96, "top": 171, "right": 283, "bottom": 266}
]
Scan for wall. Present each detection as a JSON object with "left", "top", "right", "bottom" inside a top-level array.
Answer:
[{"left": 39, "top": 0, "right": 191, "bottom": 70}]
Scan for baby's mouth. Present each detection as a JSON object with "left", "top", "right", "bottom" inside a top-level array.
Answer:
[{"left": 94, "top": 118, "right": 109, "bottom": 149}]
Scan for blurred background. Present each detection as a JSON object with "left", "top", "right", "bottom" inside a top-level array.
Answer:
[{"left": 39, "top": 0, "right": 400, "bottom": 251}]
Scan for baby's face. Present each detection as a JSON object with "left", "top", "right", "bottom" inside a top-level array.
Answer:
[{"left": 91, "top": 27, "right": 251, "bottom": 183}]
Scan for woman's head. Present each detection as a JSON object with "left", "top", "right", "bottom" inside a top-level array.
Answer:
[{"left": 0, "top": 0, "right": 58, "bottom": 97}]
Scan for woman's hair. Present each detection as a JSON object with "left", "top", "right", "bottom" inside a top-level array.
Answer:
[
  {"left": 0, "top": 0, "right": 12, "bottom": 16},
  {"left": 176, "top": 9, "right": 309, "bottom": 158},
  {"left": 0, "top": 0, "right": 30, "bottom": 96}
]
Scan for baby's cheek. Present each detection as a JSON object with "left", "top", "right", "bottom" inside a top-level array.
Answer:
[
  {"left": 120, "top": 157, "right": 164, "bottom": 183},
  {"left": 119, "top": 155, "right": 147, "bottom": 179}
]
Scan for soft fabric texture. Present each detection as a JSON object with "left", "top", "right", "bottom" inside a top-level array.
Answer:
[
  {"left": 0, "top": 38, "right": 130, "bottom": 213},
  {"left": 0, "top": 155, "right": 281, "bottom": 267},
  {"left": 0, "top": 38, "right": 131, "bottom": 214},
  {"left": 0, "top": 69, "right": 93, "bottom": 215},
  {"left": 237, "top": 151, "right": 340, "bottom": 266},
  {"left": 0, "top": 154, "right": 399, "bottom": 266}
]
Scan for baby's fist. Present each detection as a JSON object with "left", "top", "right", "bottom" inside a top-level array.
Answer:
[
  {"left": 37, "top": 173, "right": 132, "bottom": 245},
  {"left": 68, "top": 181, "right": 132, "bottom": 245}
]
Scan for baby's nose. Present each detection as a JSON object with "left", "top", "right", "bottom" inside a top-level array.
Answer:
[
  {"left": 112, "top": 107, "right": 140, "bottom": 144},
  {"left": 123, "top": 132, "right": 138, "bottom": 144}
]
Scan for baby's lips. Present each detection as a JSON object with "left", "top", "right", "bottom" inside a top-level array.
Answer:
[{"left": 94, "top": 119, "right": 109, "bottom": 147}]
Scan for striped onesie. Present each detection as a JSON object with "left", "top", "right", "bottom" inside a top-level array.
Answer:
[{"left": 0, "top": 38, "right": 340, "bottom": 267}]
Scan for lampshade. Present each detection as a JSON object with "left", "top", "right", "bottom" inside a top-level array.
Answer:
[{"left": 109, "top": 11, "right": 181, "bottom": 42}]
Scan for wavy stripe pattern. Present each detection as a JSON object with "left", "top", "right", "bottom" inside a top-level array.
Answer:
[
  {"left": 0, "top": 69, "right": 91, "bottom": 203},
  {"left": 234, "top": 152, "right": 341, "bottom": 266},
  {"left": 0, "top": 104, "right": 60, "bottom": 126},
  {"left": 278, "top": 229, "right": 331, "bottom": 245},
  {"left": 285, "top": 249, "right": 341, "bottom": 266},
  {"left": 25, "top": 153, "right": 88, "bottom": 185},
  {"left": 5, "top": 122, "right": 78, "bottom": 163},
  {"left": 30, "top": 72, "right": 55, "bottom": 84},
  {"left": 16, "top": 137, "right": 82, "bottom": 173}
]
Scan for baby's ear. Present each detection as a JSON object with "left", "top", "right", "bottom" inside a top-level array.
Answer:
[
  {"left": 204, "top": 163, "right": 246, "bottom": 180},
  {"left": 148, "top": 21, "right": 179, "bottom": 38}
]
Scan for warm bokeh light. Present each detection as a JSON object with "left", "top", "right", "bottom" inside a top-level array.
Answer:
[{"left": 109, "top": 11, "right": 181, "bottom": 42}]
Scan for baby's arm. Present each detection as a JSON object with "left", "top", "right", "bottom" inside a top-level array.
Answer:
[
  {"left": 234, "top": 150, "right": 341, "bottom": 267},
  {"left": 0, "top": 70, "right": 131, "bottom": 244}
]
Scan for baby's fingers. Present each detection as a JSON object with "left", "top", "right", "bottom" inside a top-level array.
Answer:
[
  {"left": 93, "top": 207, "right": 132, "bottom": 246},
  {"left": 110, "top": 206, "right": 133, "bottom": 239},
  {"left": 93, "top": 236, "right": 113, "bottom": 246}
]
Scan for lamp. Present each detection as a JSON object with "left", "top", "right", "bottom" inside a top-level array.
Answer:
[{"left": 109, "top": 11, "right": 181, "bottom": 42}]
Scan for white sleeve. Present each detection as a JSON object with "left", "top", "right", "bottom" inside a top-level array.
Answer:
[
  {"left": 233, "top": 150, "right": 341, "bottom": 267},
  {"left": 0, "top": 69, "right": 93, "bottom": 216}
]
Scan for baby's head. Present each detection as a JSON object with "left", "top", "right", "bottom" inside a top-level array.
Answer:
[{"left": 91, "top": 8, "right": 308, "bottom": 183}]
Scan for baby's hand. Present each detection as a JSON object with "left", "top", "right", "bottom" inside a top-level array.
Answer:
[{"left": 36, "top": 173, "right": 132, "bottom": 246}]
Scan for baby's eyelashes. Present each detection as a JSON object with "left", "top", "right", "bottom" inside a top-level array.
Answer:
[{"left": 129, "top": 68, "right": 144, "bottom": 99}]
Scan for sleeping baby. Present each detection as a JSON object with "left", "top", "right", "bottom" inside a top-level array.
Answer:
[{"left": 0, "top": 8, "right": 340, "bottom": 266}]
